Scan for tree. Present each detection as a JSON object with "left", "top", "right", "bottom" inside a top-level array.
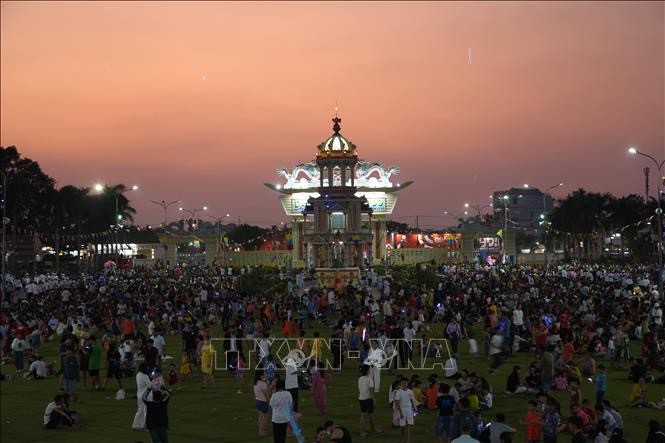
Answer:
[
  {"left": 227, "top": 224, "right": 269, "bottom": 250},
  {"left": 386, "top": 220, "right": 410, "bottom": 232},
  {"left": 550, "top": 189, "right": 612, "bottom": 258},
  {"left": 1, "top": 146, "right": 57, "bottom": 234}
]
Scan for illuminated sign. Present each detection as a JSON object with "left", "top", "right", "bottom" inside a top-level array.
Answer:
[
  {"left": 367, "top": 198, "right": 386, "bottom": 211},
  {"left": 478, "top": 237, "right": 501, "bottom": 249},
  {"left": 292, "top": 199, "right": 308, "bottom": 212}
]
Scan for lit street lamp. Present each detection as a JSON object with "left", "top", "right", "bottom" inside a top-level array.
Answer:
[
  {"left": 207, "top": 213, "right": 231, "bottom": 257},
  {"left": 179, "top": 206, "right": 208, "bottom": 231},
  {"left": 628, "top": 146, "right": 664, "bottom": 297},
  {"left": 500, "top": 195, "right": 509, "bottom": 262},
  {"left": 150, "top": 199, "right": 181, "bottom": 227},
  {"left": 94, "top": 183, "right": 139, "bottom": 261},
  {"left": 463, "top": 202, "right": 493, "bottom": 218}
]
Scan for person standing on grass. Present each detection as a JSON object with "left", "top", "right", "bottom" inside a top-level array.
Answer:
[
  {"left": 132, "top": 363, "right": 151, "bottom": 431},
  {"left": 87, "top": 335, "right": 103, "bottom": 390},
  {"left": 11, "top": 332, "right": 28, "bottom": 373},
  {"left": 394, "top": 377, "right": 416, "bottom": 443},
  {"left": 254, "top": 370, "right": 271, "bottom": 437},
  {"left": 269, "top": 379, "right": 293, "bottom": 443},
  {"left": 541, "top": 398, "right": 560, "bottom": 443},
  {"left": 152, "top": 329, "right": 166, "bottom": 368},
  {"left": 594, "top": 365, "right": 606, "bottom": 405},
  {"left": 143, "top": 387, "right": 170, "bottom": 443},
  {"left": 521, "top": 399, "right": 543, "bottom": 443},
  {"left": 63, "top": 346, "right": 80, "bottom": 401},
  {"left": 451, "top": 398, "right": 477, "bottom": 440},
  {"left": 358, "top": 364, "right": 381, "bottom": 436},
  {"left": 488, "top": 328, "right": 504, "bottom": 375},
  {"left": 285, "top": 357, "right": 300, "bottom": 412},
  {"left": 200, "top": 336, "right": 215, "bottom": 389},
  {"left": 312, "top": 366, "right": 331, "bottom": 415},
  {"left": 435, "top": 383, "right": 456, "bottom": 443},
  {"left": 103, "top": 341, "right": 123, "bottom": 390}
]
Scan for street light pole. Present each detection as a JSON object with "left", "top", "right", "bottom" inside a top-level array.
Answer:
[
  {"left": 502, "top": 196, "right": 509, "bottom": 263},
  {"left": 628, "top": 147, "right": 664, "bottom": 297},
  {"left": 179, "top": 206, "right": 208, "bottom": 231},
  {"left": 1, "top": 172, "right": 6, "bottom": 294},
  {"left": 95, "top": 183, "right": 138, "bottom": 263},
  {"left": 150, "top": 199, "right": 181, "bottom": 227},
  {"left": 463, "top": 203, "right": 493, "bottom": 220},
  {"left": 207, "top": 214, "right": 231, "bottom": 258}
]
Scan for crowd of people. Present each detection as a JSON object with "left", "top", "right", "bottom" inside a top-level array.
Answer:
[{"left": 0, "top": 262, "right": 664, "bottom": 443}]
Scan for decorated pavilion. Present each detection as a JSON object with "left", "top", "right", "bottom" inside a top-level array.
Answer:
[{"left": 265, "top": 115, "right": 412, "bottom": 269}]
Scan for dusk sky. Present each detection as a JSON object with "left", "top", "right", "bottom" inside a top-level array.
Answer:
[{"left": 1, "top": 1, "right": 663, "bottom": 228}]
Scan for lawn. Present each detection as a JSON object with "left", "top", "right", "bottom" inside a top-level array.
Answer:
[{"left": 1, "top": 324, "right": 662, "bottom": 443}]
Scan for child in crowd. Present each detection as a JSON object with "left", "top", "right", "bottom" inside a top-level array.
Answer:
[
  {"left": 168, "top": 363, "right": 178, "bottom": 388},
  {"left": 179, "top": 351, "right": 191, "bottom": 382},
  {"left": 553, "top": 372, "right": 568, "bottom": 391},
  {"left": 521, "top": 399, "right": 543, "bottom": 443},
  {"left": 468, "top": 334, "right": 478, "bottom": 358}
]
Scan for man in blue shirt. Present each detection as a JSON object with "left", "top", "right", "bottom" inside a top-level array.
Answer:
[{"left": 595, "top": 364, "right": 607, "bottom": 405}]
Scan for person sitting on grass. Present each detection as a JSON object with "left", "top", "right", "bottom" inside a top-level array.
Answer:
[
  {"left": 629, "top": 376, "right": 664, "bottom": 409},
  {"left": 505, "top": 366, "right": 536, "bottom": 394},
  {"left": 324, "top": 420, "right": 353, "bottom": 443},
  {"left": 27, "top": 355, "right": 48, "bottom": 380},
  {"left": 43, "top": 394, "right": 78, "bottom": 429}
]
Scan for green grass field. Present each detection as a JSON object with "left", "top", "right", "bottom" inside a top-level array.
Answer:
[{"left": 1, "top": 325, "right": 662, "bottom": 443}]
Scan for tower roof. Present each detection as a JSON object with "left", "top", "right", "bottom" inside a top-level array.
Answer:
[{"left": 317, "top": 115, "right": 357, "bottom": 157}]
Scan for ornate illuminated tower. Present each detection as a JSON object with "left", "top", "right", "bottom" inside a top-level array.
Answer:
[
  {"left": 266, "top": 115, "right": 412, "bottom": 269},
  {"left": 301, "top": 116, "right": 373, "bottom": 268}
]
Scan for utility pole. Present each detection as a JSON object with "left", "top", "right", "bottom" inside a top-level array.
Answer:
[
  {"left": 644, "top": 167, "right": 650, "bottom": 202},
  {"left": 1, "top": 172, "right": 6, "bottom": 295},
  {"left": 503, "top": 197, "right": 508, "bottom": 264},
  {"left": 628, "top": 147, "right": 664, "bottom": 298},
  {"left": 55, "top": 229, "right": 60, "bottom": 274},
  {"left": 150, "top": 199, "right": 181, "bottom": 227}
]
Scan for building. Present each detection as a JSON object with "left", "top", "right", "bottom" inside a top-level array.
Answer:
[
  {"left": 266, "top": 115, "right": 412, "bottom": 268},
  {"left": 493, "top": 187, "right": 554, "bottom": 229}
]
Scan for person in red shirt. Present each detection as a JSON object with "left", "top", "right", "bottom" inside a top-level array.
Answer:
[
  {"left": 521, "top": 399, "right": 543, "bottom": 443},
  {"left": 559, "top": 311, "right": 570, "bottom": 340},
  {"left": 534, "top": 321, "right": 549, "bottom": 358},
  {"left": 561, "top": 342, "right": 575, "bottom": 363},
  {"left": 122, "top": 317, "right": 135, "bottom": 339}
]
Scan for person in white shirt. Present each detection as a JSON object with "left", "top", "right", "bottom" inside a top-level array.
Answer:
[
  {"left": 403, "top": 322, "right": 415, "bottom": 364},
  {"left": 151, "top": 331, "right": 166, "bottom": 365},
  {"left": 488, "top": 329, "right": 505, "bottom": 375},
  {"left": 258, "top": 333, "right": 271, "bottom": 364},
  {"left": 132, "top": 364, "right": 152, "bottom": 430},
  {"left": 383, "top": 299, "right": 393, "bottom": 320},
  {"left": 393, "top": 377, "right": 416, "bottom": 443},
  {"left": 269, "top": 379, "right": 293, "bottom": 443},
  {"left": 358, "top": 364, "right": 381, "bottom": 436},
  {"left": 284, "top": 359, "right": 300, "bottom": 412},
  {"left": 445, "top": 357, "right": 459, "bottom": 378},
  {"left": 452, "top": 426, "right": 480, "bottom": 443},
  {"left": 512, "top": 306, "right": 524, "bottom": 332},
  {"left": 327, "top": 290, "right": 336, "bottom": 315},
  {"left": 44, "top": 394, "right": 75, "bottom": 429},
  {"left": 28, "top": 356, "right": 48, "bottom": 379},
  {"left": 11, "top": 335, "right": 28, "bottom": 372}
]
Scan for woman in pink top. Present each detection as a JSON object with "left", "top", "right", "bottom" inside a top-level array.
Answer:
[
  {"left": 311, "top": 367, "right": 332, "bottom": 415},
  {"left": 253, "top": 370, "right": 271, "bottom": 436}
]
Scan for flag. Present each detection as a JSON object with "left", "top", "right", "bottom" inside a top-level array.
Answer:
[{"left": 496, "top": 229, "right": 503, "bottom": 239}]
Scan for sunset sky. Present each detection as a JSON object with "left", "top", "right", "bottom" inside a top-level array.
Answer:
[{"left": 1, "top": 1, "right": 663, "bottom": 228}]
